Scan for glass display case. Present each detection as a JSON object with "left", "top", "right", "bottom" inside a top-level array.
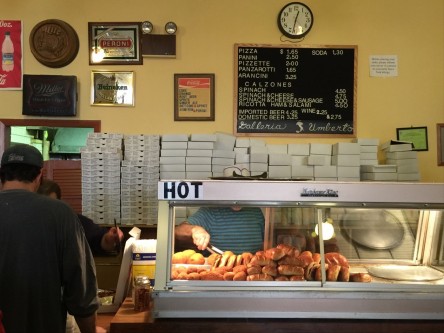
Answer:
[{"left": 153, "top": 180, "right": 444, "bottom": 319}]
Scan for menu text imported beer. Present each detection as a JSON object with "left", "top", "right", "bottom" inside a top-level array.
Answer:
[{"left": 234, "top": 44, "right": 357, "bottom": 137}]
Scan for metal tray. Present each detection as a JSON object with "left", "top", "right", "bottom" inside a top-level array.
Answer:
[
  {"left": 341, "top": 210, "right": 405, "bottom": 250},
  {"left": 368, "top": 265, "right": 444, "bottom": 282}
]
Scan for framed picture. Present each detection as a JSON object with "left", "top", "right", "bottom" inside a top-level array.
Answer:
[
  {"left": 23, "top": 75, "right": 77, "bottom": 116},
  {"left": 91, "top": 71, "right": 134, "bottom": 107},
  {"left": 396, "top": 126, "right": 428, "bottom": 151},
  {"left": 88, "top": 22, "right": 142, "bottom": 65},
  {"left": 174, "top": 74, "right": 215, "bottom": 121},
  {"left": 437, "top": 123, "right": 444, "bottom": 166}
]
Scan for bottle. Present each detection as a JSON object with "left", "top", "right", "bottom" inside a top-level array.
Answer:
[
  {"left": 2, "top": 31, "right": 14, "bottom": 72},
  {"left": 133, "top": 275, "right": 151, "bottom": 312}
]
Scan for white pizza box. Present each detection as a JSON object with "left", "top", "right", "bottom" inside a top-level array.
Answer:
[
  {"left": 186, "top": 164, "right": 212, "bottom": 171},
  {"left": 291, "top": 155, "right": 308, "bottom": 166},
  {"left": 308, "top": 154, "right": 331, "bottom": 166},
  {"left": 186, "top": 149, "right": 213, "bottom": 157},
  {"left": 360, "top": 145, "right": 378, "bottom": 153},
  {"left": 211, "top": 157, "right": 235, "bottom": 166},
  {"left": 235, "top": 137, "right": 250, "bottom": 148},
  {"left": 291, "top": 165, "right": 314, "bottom": 177},
  {"left": 249, "top": 146, "right": 268, "bottom": 154},
  {"left": 268, "top": 165, "right": 291, "bottom": 178},
  {"left": 185, "top": 171, "right": 213, "bottom": 179},
  {"left": 214, "top": 132, "right": 236, "bottom": 150},
  {"left": 397, "top": 172, "right": 421, "bottom": 181},
  {"left": 161, "top": 134, "right": 189, "bottom": 142},
  {"left": 332, "top": 142, "right": 360, "bottom": 155},
  {"left": 360, "top": 165, "right": 397, "bottom": 173},
  {"left": 250, "top": 139, "right": 266, "bottom": 147},
  {"left": 235, "top": 153, "right": 250, "bottom": 164},
  {"left": 185, "top": 157, "right": 212, "bottom": 165},
  {"left": 249, "top": 162, "right": 268, "bottom": 172},
  {"left": 234, "top": 147, "right": 248, "bottom": 154},
  {"left": 314, "top": 165, "right": 337, "bottom": 177},
  {"left": 250, "top": 153, "right": 268, "bottom": 163},
  {"left": 397, "top": 164, "right": 419, "bottom": 173},
  {"left": 160, "top": 171, "right": 186, "bottom": 179},
  {"left": 187, "top": 141, "right": 214, "bottom": 150},
  {"left": 361, "top": 172, "right": 398, "bottom": 181},
  {"left": 360, "top": 159, "right": 379, "bottom": 166},
  {"left": 213, "top": 149, "right": 235, "bottom": 158},
  {"left": 268, "top": 153, "right": 292, "bottom": 166},
  {"left": 360, "top": 152, "right": 378, "bottom": 160},
  {"left": 310, "top": 143, "right": 332, "bottom": 155},
  {"left": 337, "top": 166, "right": 360, "bottom": 178},
  {"left": 385, "top": 158, "right": 419, "bottom": 166},
  {"left": 331, "top": 154, "right": 360, "bottom": 166},
  {"left": 385, "top": 151, "right": 417, "bottom": 160},
  {"left": 161, "top": 141, "right": 188, "bottom": 149},
  {"left": 160, "top": 149, "right": 186, "bottom": 157},
  {"left": 267, "top": 144, "right": 288, "bottom": 154},
  {"left": 288, "top": 143, "right": 310, "bottom": 156},
  {"left": 159, "top": 156, "right": 186, "bottom": 165}
]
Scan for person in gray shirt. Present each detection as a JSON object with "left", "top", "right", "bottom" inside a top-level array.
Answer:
[{"left": 0, "top": 144, "right": 99, "bottom": 333}]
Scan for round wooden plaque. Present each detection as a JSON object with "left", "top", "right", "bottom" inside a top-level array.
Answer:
[{"left": 29, "top": 19, "right": 79, "bottom": 68}]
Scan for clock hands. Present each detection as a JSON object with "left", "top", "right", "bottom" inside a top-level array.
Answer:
[{"left": 292, "top": 11, "right": 300, "bottom": 35}]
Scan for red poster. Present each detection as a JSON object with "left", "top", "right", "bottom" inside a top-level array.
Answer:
[{"left": 0, "top": 20, "right": 22, "bottom": 90}]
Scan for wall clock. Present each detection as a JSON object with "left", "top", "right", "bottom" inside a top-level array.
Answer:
[{"left": 277, "top": 2, "right": 314, "bottom": 39}]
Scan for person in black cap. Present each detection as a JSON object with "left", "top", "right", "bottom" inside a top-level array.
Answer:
[
  {"left": 38, "top": 179, "right": 124, "bottom": 255},
  {"left": 0, "top": 144, "right": 99, "bottom": 333}
]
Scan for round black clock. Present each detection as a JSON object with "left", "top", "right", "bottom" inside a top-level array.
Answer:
[{"left": 278, "top": 2, "right": 314, "bottom": 39}]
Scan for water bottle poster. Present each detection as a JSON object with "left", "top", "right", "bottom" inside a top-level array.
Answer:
[{"left": 0, "top": 20, "right": 22, "bottom": 90}]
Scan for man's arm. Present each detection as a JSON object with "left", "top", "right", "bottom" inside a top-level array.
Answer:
[
  {"left": 75, "top": 314, "right": 96, "bottom": 333},
  {"left": 175, "top": 222, "right": 210, "bottom": 251}
]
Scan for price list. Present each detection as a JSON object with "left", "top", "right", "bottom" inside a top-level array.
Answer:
[{"left": 234, "top": 44, "right": 357, "bottom": 136}]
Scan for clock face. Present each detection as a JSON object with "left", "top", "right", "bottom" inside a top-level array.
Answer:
[{"left": 278, "top": 2, "right": 314, "bottom": 38}]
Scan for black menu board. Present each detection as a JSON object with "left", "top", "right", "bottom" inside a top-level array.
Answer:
[{"left": 234, "top": 44, "right": 357, "bottom": 137}]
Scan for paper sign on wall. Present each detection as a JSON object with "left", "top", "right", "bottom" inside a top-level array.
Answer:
[{"left": 369, "top": 55, "right": 398, "bottom": 77}]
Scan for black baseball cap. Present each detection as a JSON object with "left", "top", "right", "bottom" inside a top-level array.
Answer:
[{"left": 1, "top": 144, "right": 44, "bottom": 168}]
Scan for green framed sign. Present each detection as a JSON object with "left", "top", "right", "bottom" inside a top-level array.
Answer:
[{"left": 396, "top": 126, "right": 428, "bottom": 151}]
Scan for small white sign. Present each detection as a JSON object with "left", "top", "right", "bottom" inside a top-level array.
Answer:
[{"left": 369, "top": 55, "right": 398, "bottom": 77}]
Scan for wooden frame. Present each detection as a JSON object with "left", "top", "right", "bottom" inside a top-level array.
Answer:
[
  {"left": 88, "top": 22, "right": 142, "bottom": 65},
  {"left": 437, "top": 123, "right": 444, "bottom": 166},
  {"left": 91, "top": 71, "right": 135, "bottom": 107},
  {"left": 174, "top": 74, "right": 215, "bottom": 121},
  {"left": 396, "top": 126, "right": 428, "bottom": 151}
]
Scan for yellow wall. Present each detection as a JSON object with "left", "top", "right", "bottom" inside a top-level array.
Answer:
[{"left": 2, "top": 0, "right": 444, "bottom": 181}]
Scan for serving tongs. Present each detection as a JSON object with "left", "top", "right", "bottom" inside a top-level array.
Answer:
[{"left": 207, "top": 243, "right": 224, "bottom": 255}]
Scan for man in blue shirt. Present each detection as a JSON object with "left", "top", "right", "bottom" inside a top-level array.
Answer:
[{"left": 175, "top": 206, "right": 265, "bottom": 254}]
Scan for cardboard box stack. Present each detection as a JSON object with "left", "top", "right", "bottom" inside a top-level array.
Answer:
[
  {"left": 121, "top": 134, "right": 160, "bottom": 225},
  {"left": 187, "top": 134, "right": 215, "bottom": 179},
  {"left": 81, "top": 133, "right": 123, "bottom": 224},
  {"left": 159, "top": 134, "right": 188, "bottom": 180},
  {"left": 379, "top": 140, "right": 420, "bottom": 181},
  {"left": 383, "top": 142, "right": 420, "bottom": 181},
  {"left": 268, "top": 144, "right": 291, "bottom": 178},
  {"left": 352, "top": 138, "right": 379, "bottom": 166},
  {"left": 309, "top": 143, "right": 336, "bottom": 181},
  {"left": 288, "top": 143, "right": 313, "bottom": 179},
  {"left": 248, "top": 140, "right": 268, "bottom": 177},
  {"left": 213, "top": 132, "right": 237, "bottom": 177},
  {"left": 331, "top": 142, "right": 361, "bottom": 182}
]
